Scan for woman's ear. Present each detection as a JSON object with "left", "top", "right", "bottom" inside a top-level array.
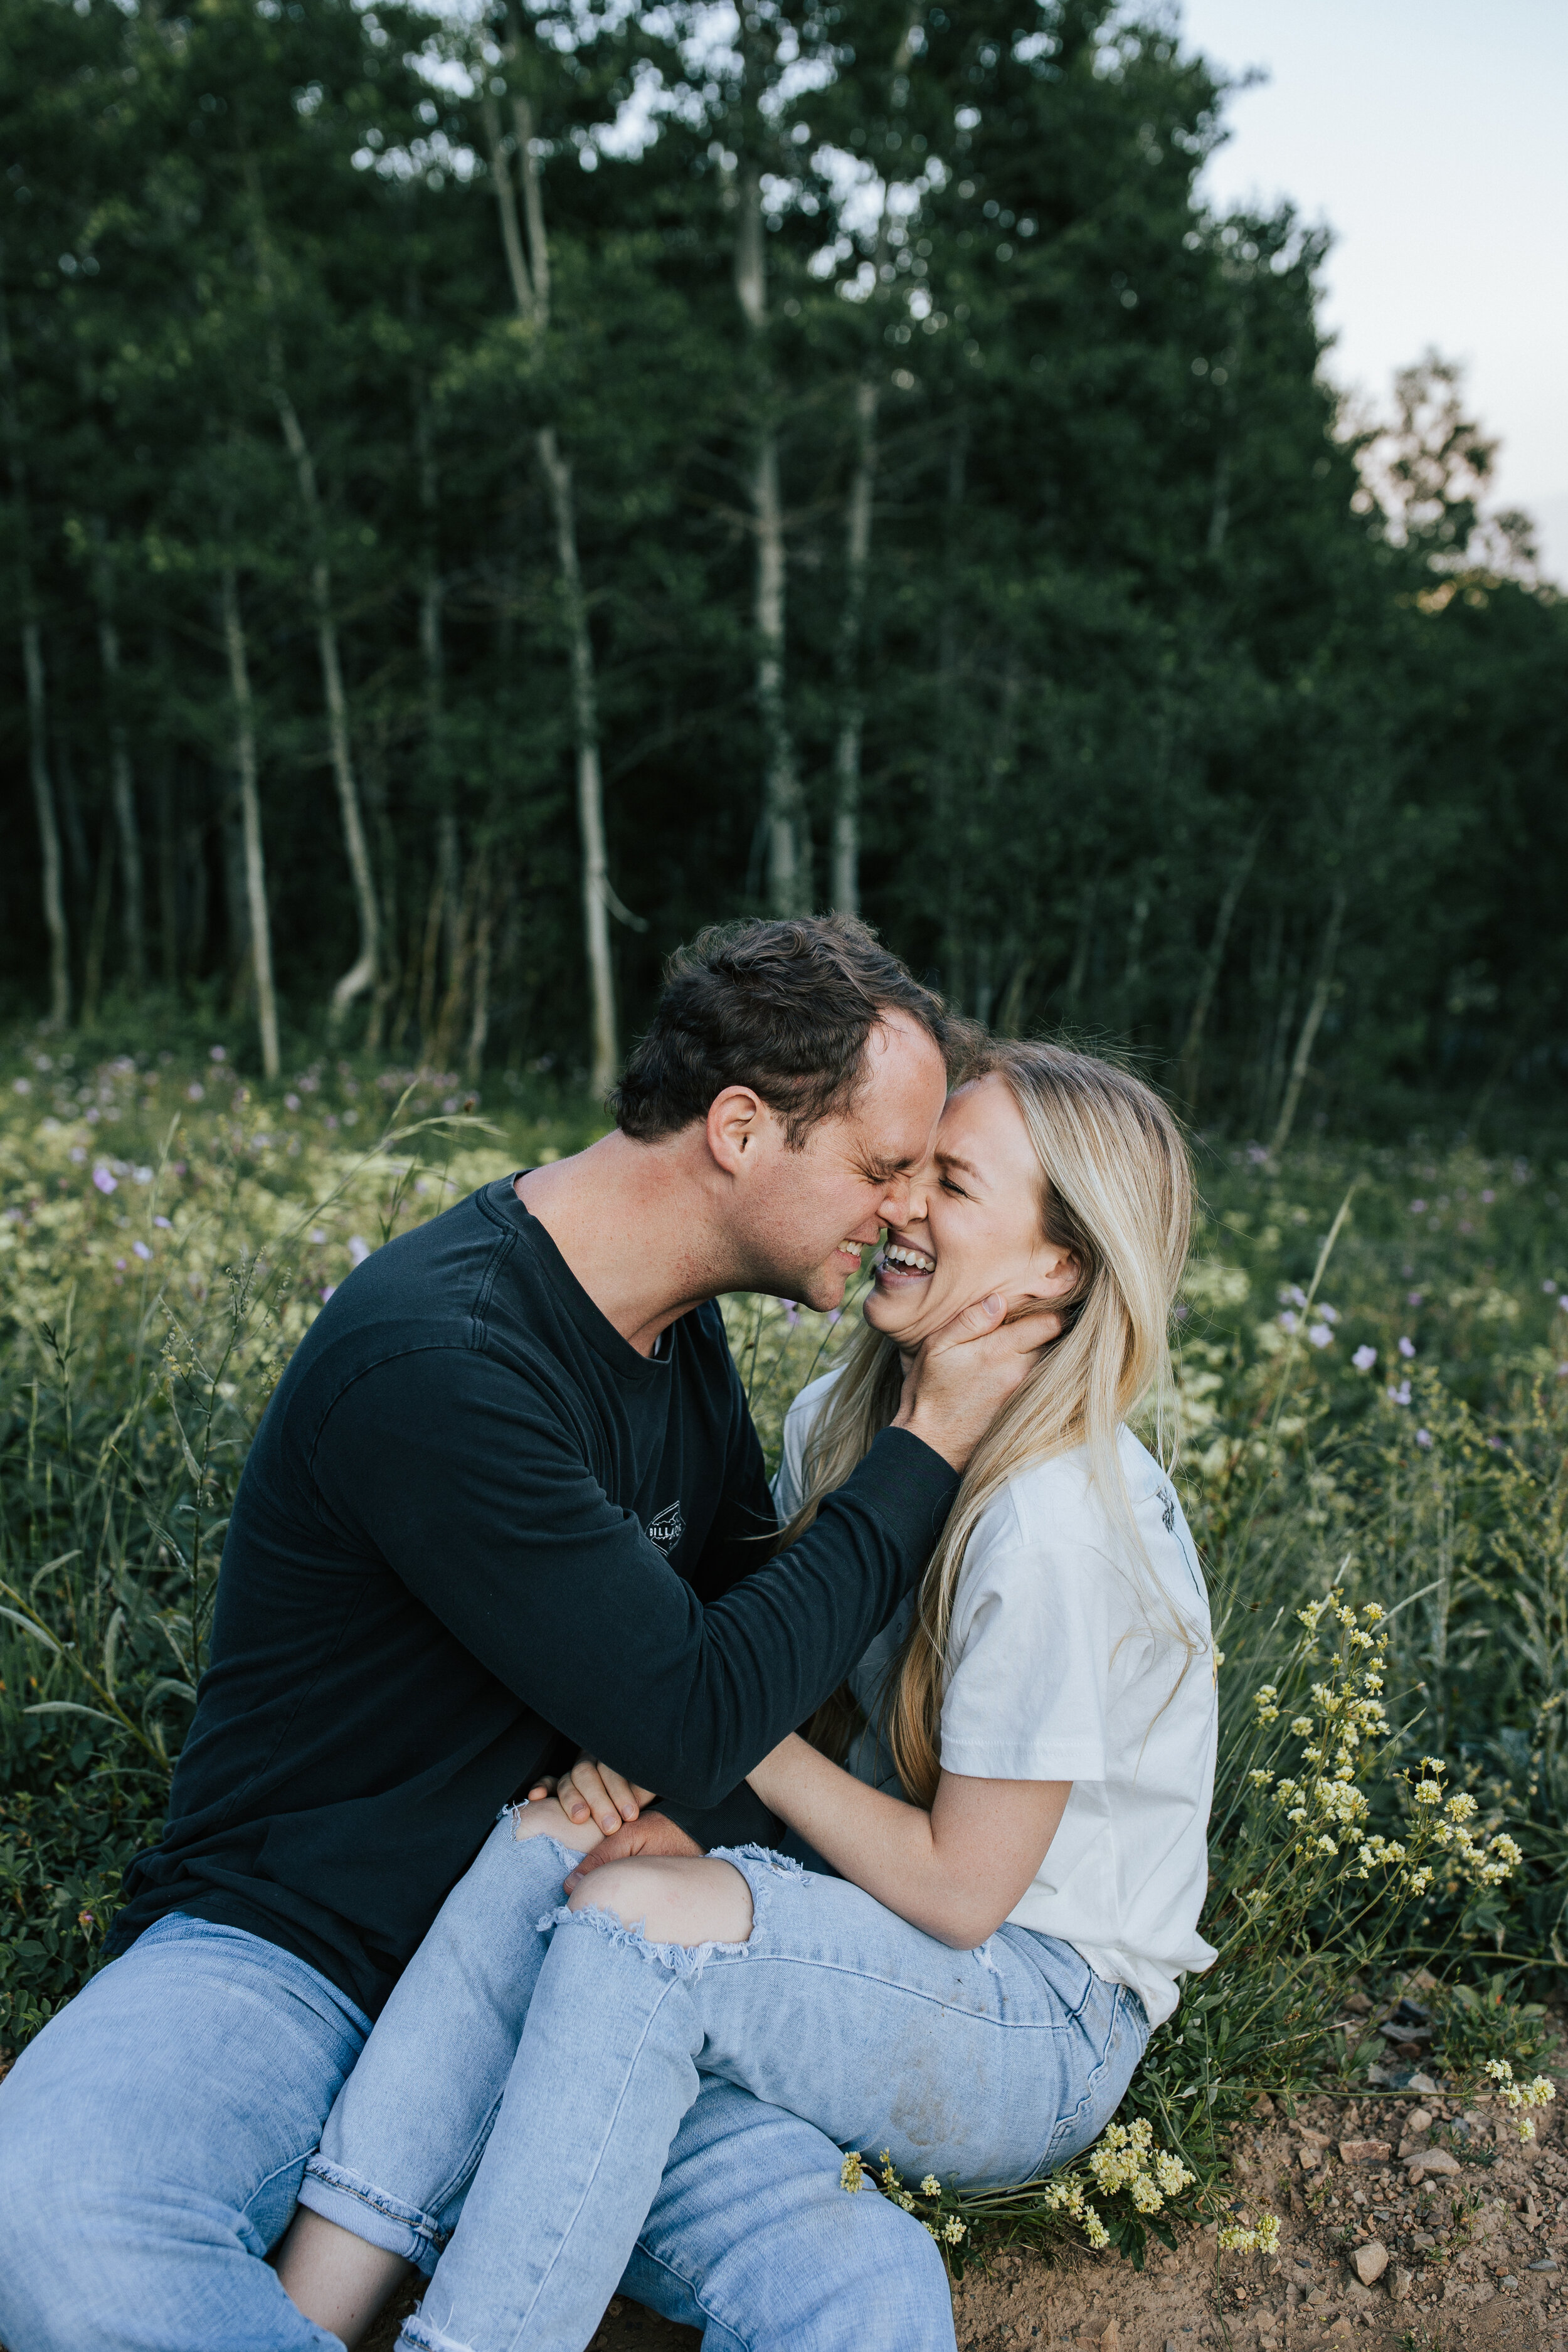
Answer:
[{"left": 1031, "top": 1249, "right": 1082, "bottom": 1303}]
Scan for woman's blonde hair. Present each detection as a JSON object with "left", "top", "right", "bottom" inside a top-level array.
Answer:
[{"left": 781, "top": 1037, "right": 1195, "bottom": 1808}]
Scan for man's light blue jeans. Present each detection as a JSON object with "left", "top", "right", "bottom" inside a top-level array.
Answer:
[
  {"left": 303, "top": 1827, "right": 1148, "bottom": 2352},
  {"left": 0, "top": 1838, "right": 956, "bottom": 2352}
]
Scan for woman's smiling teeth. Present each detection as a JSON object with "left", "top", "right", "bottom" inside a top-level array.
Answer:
[{"left": 881, "top": 1242, "right": 936, "bottom": 1276}]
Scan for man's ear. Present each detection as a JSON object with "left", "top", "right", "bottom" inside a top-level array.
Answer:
[{"left": 706, "top": 1086, "right": 768, "bottom": 1178}]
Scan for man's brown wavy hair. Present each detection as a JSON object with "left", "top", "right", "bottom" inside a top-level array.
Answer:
[{"left": 612, "top": 915, "right": 954, "bottom": 1146}]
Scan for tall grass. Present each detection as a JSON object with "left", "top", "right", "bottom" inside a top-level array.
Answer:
[{"left": 2, "top": 1046, "right": 1564, "bottom": 2196}]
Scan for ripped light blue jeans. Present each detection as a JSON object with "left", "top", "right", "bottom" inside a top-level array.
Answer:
[{"left": 302, "top": 1824, "right": 1147, "bottom": 2352}]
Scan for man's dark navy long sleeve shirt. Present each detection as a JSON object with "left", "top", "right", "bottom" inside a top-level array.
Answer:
[{"left": 110, "top": 1177, "right": 960, "bottom": 2016}]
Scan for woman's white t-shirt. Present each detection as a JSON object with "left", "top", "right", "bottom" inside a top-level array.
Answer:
[{"left": 773, "top": 1371, "right": 1219, "bottom": 2028}]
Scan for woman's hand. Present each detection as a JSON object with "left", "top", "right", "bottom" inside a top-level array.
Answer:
[{"left": 526, "top": 1754, "right": 659, "bottom": 1839}]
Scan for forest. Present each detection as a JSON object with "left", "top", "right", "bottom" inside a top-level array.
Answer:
[{"left": 2, "top": 0, "right": 1565, "bottom": 1136}]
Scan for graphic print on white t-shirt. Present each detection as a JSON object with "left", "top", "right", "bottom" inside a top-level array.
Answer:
[{"left": 773, "top": 1367, "right": 1218, "bottom": 2028}]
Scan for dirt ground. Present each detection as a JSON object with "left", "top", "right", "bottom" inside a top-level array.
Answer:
[{"left": 363, "top": 2086, "right": 1568, "bottom": 2352}]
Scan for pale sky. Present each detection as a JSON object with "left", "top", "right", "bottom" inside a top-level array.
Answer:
[{"left": 1174, "top": 0, "right": 1568, "bottom": 583}]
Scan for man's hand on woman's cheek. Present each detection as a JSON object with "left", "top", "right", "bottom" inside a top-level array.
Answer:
[{"left": 562, "top": 1811, "right": 703, "bottom": 1891}]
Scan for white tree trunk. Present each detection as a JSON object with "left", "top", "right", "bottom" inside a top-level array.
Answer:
[
  {"left": 272, "top": 373, "right": 379, "bottom": 1030},
  {"left": 735, "top": 151, "right": 808, "bottom": 916},
  {"left": 1269, "top": 886, "right": 1345, "bottom": 1157},
  {"left": 23, "top": 621, "right": 69, "bottom": 1028},
  {"left": 485, "top": 90, "right": 620, "bottom": 1093},
  {"left": 220, "top": 566, "right": 280, "bottom": 1080},
  {"left": 0, "top": 258, "right": 69, "bottom": 1027},
  {"left": 831, "top": 372, "right": 879, "bottom": 914},
  {"left": 1178, "top": 822, "right": 1261, "bottom": 1105},
  {"left": 90, "top": 524, "right": 146, "bottom": 991},
  {"left": 246, "top": 172, "right": 378, "bottom": 1033}
]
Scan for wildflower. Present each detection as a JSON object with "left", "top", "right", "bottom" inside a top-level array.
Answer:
[
  {"left": 1545, "top": 1279, "right": 1559, "bottom": 1296},
  {"left": 919, "top": 2176, "right": 941, "bottom": 2199},
  {"left": 839, "top": 2151, "right": 865, "bottom": 2193},
  {"left": 1319, "top": 1303, "right": 1340, "bottom": 1324},
  {"left": 1286, "top": 1807, "right": 1307, "bottom": 1823},
  {"left": 186, "top": 1082, "right": 204, "bottom": 1101},
  {"left": 941, "top": 2215, "right": 967, "bottom": 2244},
  {"left": 1296, "top": 1600, "right": 1328, "bottom": 1632},
  {"left": 1409, "top": 1199, "right": 1427, "bottom": 1214},
  {"left": 1387, "top": 1380, "right": 1411, "bottom": 1406},
  {"left": 347, "top": 1236, "right": 371, "bottom": 1267},
  {"left": 1278, "top": 1310, "right": 1299, "bottom": 1334},
  {"left": 1352, "top": 1343, "right": 1377, "bottom": 1370},
  {"left": 1248, "top": 1769, "right": 1274, "bottom": 1788},
  {"left": 1308, "top": 1322, "right": 1332, "bottom": 1348},
  {"left": 1398, "top": 1335, "right": 1416, "bottom": 1358},
  {"left": 1446, "top": 1791, "right": 1478, "bottom": 1822},
  {"left": 1218, "top": 2214, "right": 1281, "bottom": 2254},
  {"left": 132, "top": 1240, "right": 151, "bottom": 1261},
  {"left": 209, "top": 1044, "right": 226, "bottom": 1062},
  {"left": 1414, "top": 1779, "right": 1443, "bottom": 1806},
  {"left": 1290, "top": 1715, "right": 1313, "bottom": 1736},
  {"left": 1404, "top": 1865, "right": 1433, "bottom": 1895},
  {"left": 1280, "top": 1284, "right": 1308, "bottom": 1309},
  {"left": 93, "top": 1165, "right": 117, "bottom": 1194},
  {"left": 1416, "top": 1429, "right": 1433, "bottom": 1448},
  {"left": 154, "top": 1214, "right": 171, "bottom": 1229}
]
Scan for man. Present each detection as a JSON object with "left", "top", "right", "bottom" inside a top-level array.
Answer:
[{"left": 0, "top": 917, "right": 1047, "bottom": 2352}]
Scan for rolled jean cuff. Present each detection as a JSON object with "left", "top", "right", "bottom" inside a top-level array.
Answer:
[{"left": 297, "top": 2154, "right": 448, "bottom": 2277}]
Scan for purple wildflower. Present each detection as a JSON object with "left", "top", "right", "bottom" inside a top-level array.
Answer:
[
  {"left": 1398, "top": 1336, "right": 1416, "bottom": 1359},
  {"left": 1308, "top": 1323, "right": 1332, "bottom": 1348},
  {"left": 93, "top": 1166, "right": 117, "bottom": 1194},
  {"left": 1388, "top": 1380, "right": 1412, "bottom": 1407},
  {"left": 347, "top": 1236, "right": 371, "bottom": 1267},
  {"left": 1416, "top": 1429, "right": 1433, "bottom": 1449},
  {"left": 132, "top": 1240, "right": 151, "bottom": 1261},
  {"left": 1352, "top": 1344, "right": 1377, "bottom": 1372}
]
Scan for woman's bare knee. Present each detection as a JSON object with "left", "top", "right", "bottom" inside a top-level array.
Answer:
[{"left": 565, "top": 1857, "right": 754, "bottom": 1947}]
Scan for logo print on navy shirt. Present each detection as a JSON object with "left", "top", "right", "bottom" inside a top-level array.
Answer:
[{"left": 646, "top": 1500, "right": 685, "bottom": 1555}]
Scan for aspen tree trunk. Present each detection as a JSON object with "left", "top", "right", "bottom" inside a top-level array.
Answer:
[
  {"left": 1177, "top": 823, "right": 1261, "bottom": 1106},
  {"left": 220, "top": 565, "right": 280, "bottom": 1080},
  {"left": 0, "top": 262, "right": 69, "bottom": 1026},
  {"left": 831, "top": 371, "right": 877, "bottom": 915},
  {"left": 415, "top": 393, "right": 458, "bottom": 1056},
  {"left": 465, "top": 877, "right": 494, "bottom": 1084},
  {"left": 245, "top": 167, "right": 378, "bottom": 1032},
  {"left": 830, "top": 16, "right": 918, "bottom": 917},
  {"left": 270, "top": 383, "right": 379, "bottom": 1032},
  {"left": 734, "top": 137, "right": 808, "bottom": 916},
  {"left": 89, "top": 522, "right": 146, "bottom": 991},
  {"left": 80, "top": 808, "right": 115, "bottom": 1027},
  {"left": 484, "top": 89, "right": 618, "bottom": 1094},
  {"left": 1269, "top": 884, "right": 1345, "bottom": 1158}
]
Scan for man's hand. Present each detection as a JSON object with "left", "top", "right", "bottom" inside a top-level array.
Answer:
[
  {"left": 893, "top": 1292, "right": 1062, "bottom": 1473},
  {"left": 526, "top": 1755, "right": 658, "bottom": 1838},
  {"left": 561, "top": 1810, "right": 702, "bottom": 1893}
]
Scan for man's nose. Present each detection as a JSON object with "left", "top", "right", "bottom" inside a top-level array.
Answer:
[{"left": 877, "top": 1171, "right": 917, "bottom": 1226}]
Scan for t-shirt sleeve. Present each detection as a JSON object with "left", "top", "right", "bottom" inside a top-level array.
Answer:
[
  {"left": 311, "top": 1346, "right": 958, "bottom": 1811},
  {"left": 937, "top": 1527, "right": 1113, "bottom": 1784}
]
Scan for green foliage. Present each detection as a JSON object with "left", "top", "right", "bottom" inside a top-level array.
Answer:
[
  {"left": 0, "top": 1054, "right": 1561, "bottom": 2301},
  {"left": 0, "top": 1, "right": 1563, "bottom": 1131}
]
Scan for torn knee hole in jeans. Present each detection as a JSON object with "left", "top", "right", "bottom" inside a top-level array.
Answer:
[{"left": 554, "top": 1856, "right": 755, "bottom": 1957}]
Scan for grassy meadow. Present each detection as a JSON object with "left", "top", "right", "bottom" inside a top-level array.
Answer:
[{"left": 1, "top": 1039, "right": 1564, "bottom": 2259}]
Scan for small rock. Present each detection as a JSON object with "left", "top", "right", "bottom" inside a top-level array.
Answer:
[
  {"left": 1089, "top": 2323, "right": 1120, "bottom": 2351},
  {"left": 1407, "top": 2106, "right": 1434, "bottom": 2135},
  {"left": 1392, "top": 2267, "right": 1414, "bottom": 2302},
  {"left": 1340, "top": 2139, "right": 1392, "bottom": 2166},
  {"left": 1529, "top": 2259, "right": 1560, "bottom": 2273},
  {"left": 1406, "top": 2147, "right": 1462, "bottom": 2181},
  {"left": 1406, "top": 2071, "right": 1440, "bottom": 2095},
  {"left": 1352, "top": 2242, "right": 1389, "bottom": 2286},
  {"left": 1343, "top": 1988, "right": 1372, "bottom": 2015}
]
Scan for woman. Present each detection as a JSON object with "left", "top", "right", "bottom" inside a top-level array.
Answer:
[{"left": 277, "top": 1039, "right": 1217, "bottom": 2352}]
